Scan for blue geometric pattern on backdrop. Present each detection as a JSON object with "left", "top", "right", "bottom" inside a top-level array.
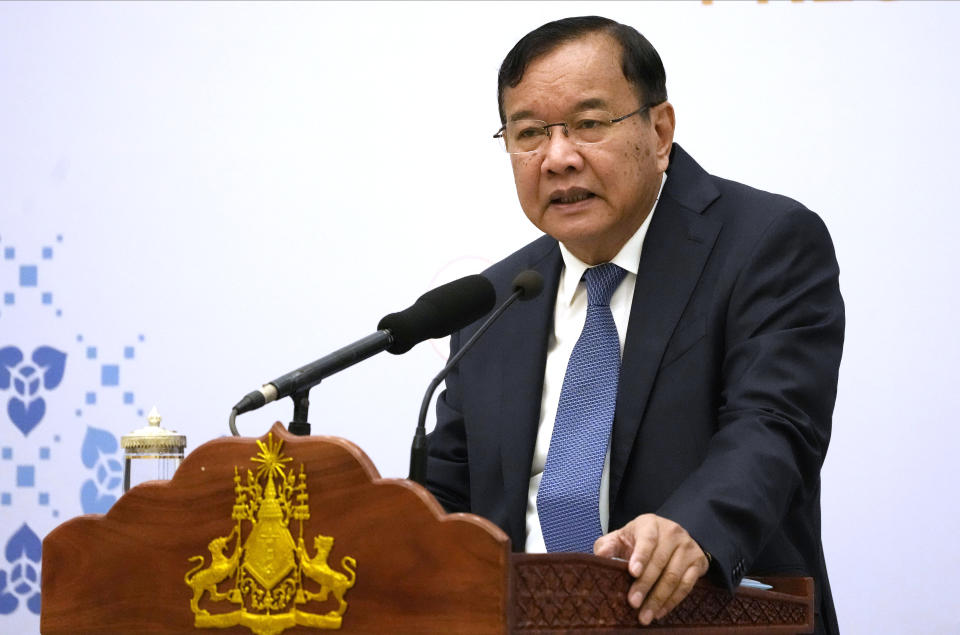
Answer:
[
  {"left": 0, "top": 525, "right": 41, "bottom": 615},
  {"left": 0, "top": 345, "right": 67, "bottom": 436},
  {"left": 75, "top": 333, "right": 146, "bottom": 416},
  {"left": 1, "top": 229, "right": 148, "bottom": 627},
  {"left": 0, "top": 234, "right": 64, "bottom": 319},
  {"left": 80, "top": 426, "right": 123, "bottom": 514},
  {"left": 73, "top": 333, "right": 147, "bottom": 514}
]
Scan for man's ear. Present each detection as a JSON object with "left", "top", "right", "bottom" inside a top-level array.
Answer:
[{"left": 653, "top": 102, "right": 676, "bottom": 172}]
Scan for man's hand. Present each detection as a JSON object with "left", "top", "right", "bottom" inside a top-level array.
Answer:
[{"left": 594, "top": 514, "right": 710, "bottom": 626}]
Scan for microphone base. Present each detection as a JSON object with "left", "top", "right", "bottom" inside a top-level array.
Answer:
[
  {"left": 287, "top": 389, "right": 311, "bottom": 436},
  {"left": 288, "top": 421, "right": 311, "bottom": 436}
]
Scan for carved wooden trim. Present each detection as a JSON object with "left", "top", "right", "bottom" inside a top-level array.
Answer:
[{"left": 511, "top": 553, "right": 814, "bottom": 633}]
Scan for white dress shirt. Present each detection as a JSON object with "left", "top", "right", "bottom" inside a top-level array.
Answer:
[{"left": 524, "top": 174, "right": 665, "bottom": 553}]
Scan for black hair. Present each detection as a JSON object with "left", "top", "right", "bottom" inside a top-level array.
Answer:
[{"left": 497, "top": 16, "right": 667, "bottom": 124}]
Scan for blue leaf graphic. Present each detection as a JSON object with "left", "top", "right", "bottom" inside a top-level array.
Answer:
[
  {"left": 0, "top": 567, "right": 17, "bottom": 614},
  {"left": 80, "top": 479, "right": 116, "bottom": 514},
  {"left": 13, "top": 582, "right": 29, "bottom": 595},
  {"left": 96, "top": 464, "right": 107, "bottom": 484},
  {"left": 107, "top": 476, "right": 121, "bottom": 490},
  {"left": 13, "top": 377, "right": 24, "bottom": 396},
  {"left": 8, "top": 397, "right": 45, "bottom": 436},
  {"left": 19, "top": 366, "right": 35, "bottom": 378},
  {"left": 81, "top": 427, "right": 118, "bottom": 469},
  {"left": 107, "top": 459, "right": 122, "bottom": 472},
  {"left": 32, "top": 346, "right": 67, "bottom": 390},
  {"left": 27, "top": 592, "right": 40, "bottom": 614},
  {"left": 5, "top": 524, "right": 41, "bottom": 564},
  {"left": 0, "top": 591, "right": 16, "bottom": 614},
  {"left": 28, "top": 377, "right": 40, "bottom": 396},
  {"left": 0, "top": 346, "right": 23, "bottom": 390}
]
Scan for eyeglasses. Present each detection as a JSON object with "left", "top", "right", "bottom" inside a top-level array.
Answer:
[{"left": 493, "top": 104, "right": 656, "bottom": 154}]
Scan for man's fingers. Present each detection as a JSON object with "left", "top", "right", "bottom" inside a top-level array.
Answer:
[
  {"left": 626, "top": 523, "right": 658, "bottom": 577},
  {"left": 597, "top": 514, "right": 709, "bottom": 622},
  {"left": 592, "top": 531, "right": 623, "bottom": 558},
  {"left": 638, "top": 542, "right": 709, "bottom": 625},
  {"left": 594, "top": 515, "right": 658, "bottom": 578},
  {"left": 627, "top": 539, "right": 675, "bottom": 609},
  {"left": 655, "top": 564, "right": 703, "bottom": 620}
]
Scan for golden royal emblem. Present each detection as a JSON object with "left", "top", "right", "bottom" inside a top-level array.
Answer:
[{"left": 184, "top": 434, "right": 357, "bottom": 635}]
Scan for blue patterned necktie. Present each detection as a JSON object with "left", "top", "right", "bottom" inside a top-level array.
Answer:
[{"left": 537, "top": 262, "right": 627, "bottom": 553}]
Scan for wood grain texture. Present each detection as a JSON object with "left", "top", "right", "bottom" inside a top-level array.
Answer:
[{"left": 41, "top": 423, "right": 510, "bottom": 634}]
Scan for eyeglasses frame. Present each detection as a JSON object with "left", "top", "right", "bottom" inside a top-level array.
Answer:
[{"left": 492, "top": 102, "right": 662, "bottom": 153}]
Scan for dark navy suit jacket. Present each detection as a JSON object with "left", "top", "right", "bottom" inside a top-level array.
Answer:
[{"left": 425, "top": 144, "right": 844, "bottom": 634}]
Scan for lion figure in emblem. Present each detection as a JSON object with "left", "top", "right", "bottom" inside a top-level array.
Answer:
[
  {"left": 184, "top": 526, "right": 242, "bottom": 615},
  {"left": 297, "top": 534, "right": 356, "bottom": 615}
]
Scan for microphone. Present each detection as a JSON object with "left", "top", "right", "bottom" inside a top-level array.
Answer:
[
  {"left": 408, "top": 269, "right": 544, "bottom": 485},
  {"left": 378, "top": 275, "right": 496, "bottom": 354},
  {"left": 229, "top": 274, "right": 496, "bottom": 435}
]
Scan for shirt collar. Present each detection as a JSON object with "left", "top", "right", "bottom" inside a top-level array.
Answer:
[{"left": 557, "top": 173, "right": 666, "bottom": 307}]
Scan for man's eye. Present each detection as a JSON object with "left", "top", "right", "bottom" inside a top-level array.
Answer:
[
  {"left": 515, "top": 127, "right": 545, "bottom": 140},
  {"left": 574, "top": 118, "right": 606, "bottom": 130}
]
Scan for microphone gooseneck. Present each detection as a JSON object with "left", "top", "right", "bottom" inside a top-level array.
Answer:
[{"left": 409, "top": 269, "right": 545, "bottom": 484}]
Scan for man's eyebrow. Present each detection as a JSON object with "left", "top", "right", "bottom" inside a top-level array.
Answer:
[
  {"left": 573, "top": 98, "right": 609, "bottom": 111},
  {"left": 507, "top": 98, "right": 611, "bottom": 122},
  {"left": 509, "top": 110, "right": 536, "bottom": 122}
]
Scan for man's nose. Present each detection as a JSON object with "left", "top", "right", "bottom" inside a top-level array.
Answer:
[{"left": 540, "top": 126, "right": 584, "bottom": 174}]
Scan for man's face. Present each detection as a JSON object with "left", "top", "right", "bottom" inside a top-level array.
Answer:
[{"left": 501, "top": 33, "right": 675, "bottom": 264}]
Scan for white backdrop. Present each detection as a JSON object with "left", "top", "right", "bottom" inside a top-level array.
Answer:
[{"left": 1, "top": 2, "right": 958, "bottom": 633}]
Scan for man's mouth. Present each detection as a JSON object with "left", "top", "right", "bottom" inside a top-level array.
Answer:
[{"left": 550, "top": 188, "right": 596, "bottom": 205}]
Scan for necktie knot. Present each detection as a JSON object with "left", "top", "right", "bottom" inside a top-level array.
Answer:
[{"left": 584, "top": 263, "right": 626, "bottom": 307}]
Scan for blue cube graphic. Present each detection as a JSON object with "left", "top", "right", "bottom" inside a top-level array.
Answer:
[
  {"left": 3, "top": 247, "right": 13, "bottom": 260},
  {"left": 39, "top": 492, "right": 49, "bottom": 505},
  {"left": 3, "top": 292, "right": 13, "bottom": 305},
  {"left": 124, "top": 346, "right": 135, "bottom": 359},
  {"left": 17, "top": 465, "right": 35, "bottom": 487},
  {"left": 101, "top": 364, "right": 120, "bottom": 386},
  {"left": 1, "top": 493, "right": 10, "bottom": 505},
  {"left": 42, "top": 246, "right": 53, "bottom": 259},
  {"left": 123, "top": 392, "right": 134, "bottom": 404},
  {"left": 1, "top": 447, "right": 12, "bottom": 460},
  {"left": 39, "top": 447, "right": 50, "bottom": 460},
  {"left": 86, "top": 392, "right": 96, "bottom": 405},
  {"left": 42, "top": 292, "right": 53, "bottom": 304},
  {"left": 20, "top": 265, "right": 38, "bottom": 287},
  {"left": 86, "top": 346, "right": 97, "bottom": 359}
]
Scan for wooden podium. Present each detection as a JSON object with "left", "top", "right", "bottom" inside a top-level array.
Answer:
[{"left": 41, "top": 424, "right": 814, "bottom": 634}]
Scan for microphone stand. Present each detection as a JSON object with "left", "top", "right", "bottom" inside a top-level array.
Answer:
[{"left": 409, "top": 287, "right": 525, "bottom": 484}]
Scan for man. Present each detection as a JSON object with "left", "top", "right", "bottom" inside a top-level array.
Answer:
[{"left": 426, "top": 16, "right": 843, "bottom": 634}]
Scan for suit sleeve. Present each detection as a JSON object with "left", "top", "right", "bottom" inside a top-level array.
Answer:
[
  {"left": 424, "top": 329, "right": 472, "bottom": 513},
  {"left": 656, "top": 205, "right": 844, "bottom": 589}
]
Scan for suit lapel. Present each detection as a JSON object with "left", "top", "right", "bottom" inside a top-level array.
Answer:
[
  {"left": 609, "top": 145, "right": 723, "bottom": 510},
  {"left": 497, "top": 242, "right": 562, "bottom": 545}
]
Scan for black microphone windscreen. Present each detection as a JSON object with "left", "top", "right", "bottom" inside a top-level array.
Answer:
[
  {"left": 512, "top": 270, "right": 544, "bottom": 301},
  {"left": 377, "top": 274, "right": 496, "bottom": 354}
]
